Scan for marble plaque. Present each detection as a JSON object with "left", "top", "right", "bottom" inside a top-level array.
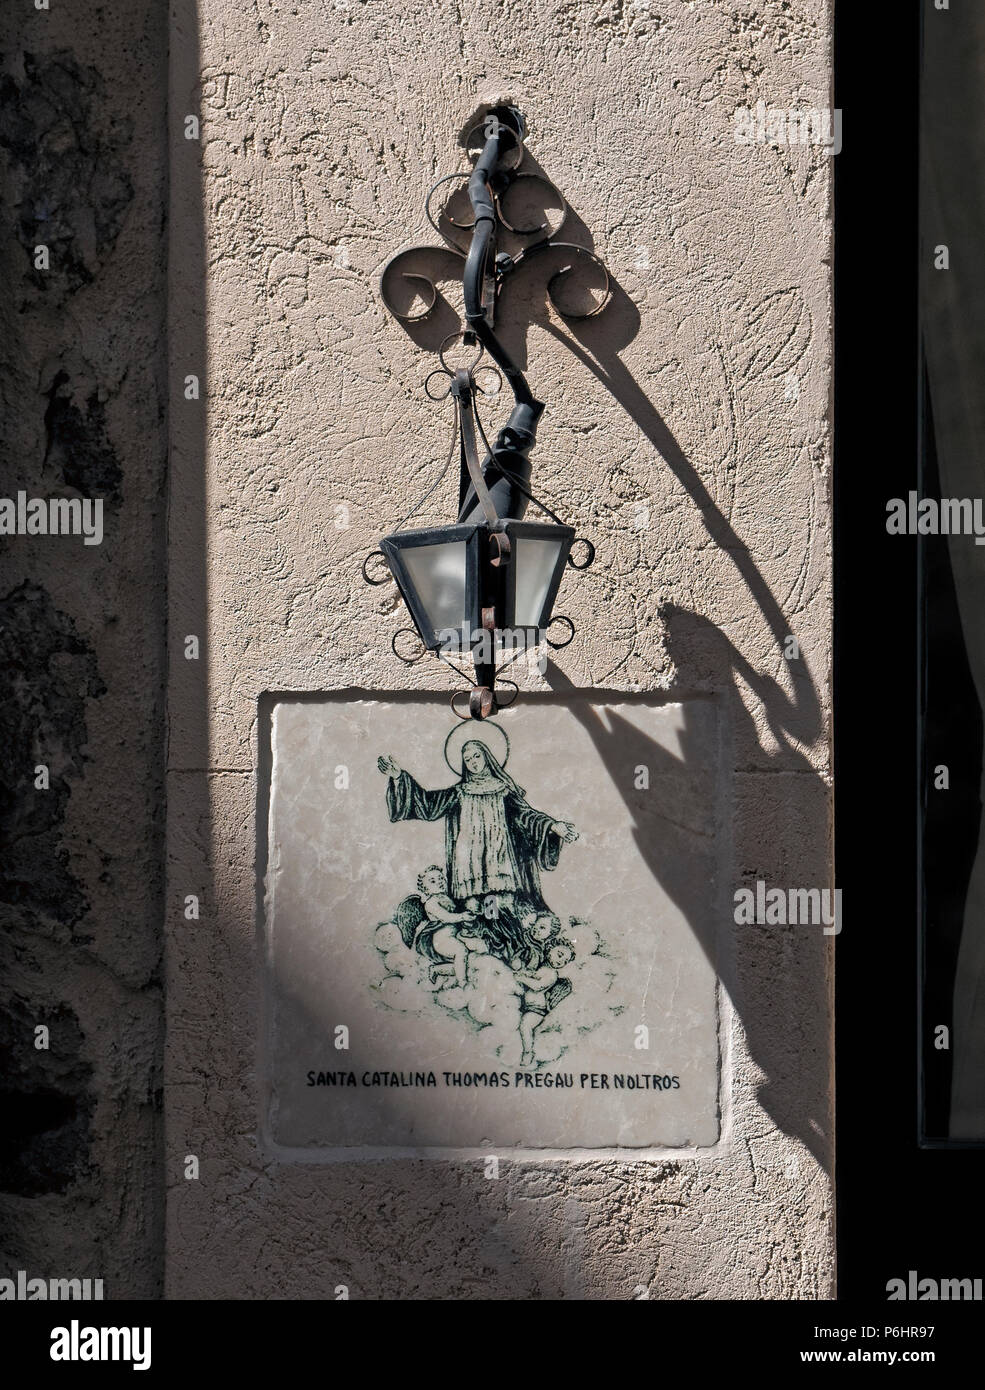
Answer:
[{"left": 261, "top": 696, "right": 724, "bottom": 1152}]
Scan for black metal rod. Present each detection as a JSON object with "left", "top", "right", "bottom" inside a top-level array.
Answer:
[
  {"left": 463, "top": 124, "right": 531, "bottom": 401},
  {"left": 459, "top": 109, "right": 545, "bottom": 525}
]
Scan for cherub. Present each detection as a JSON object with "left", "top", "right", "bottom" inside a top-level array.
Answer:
[
  {"left": 510, "top": 940, "right": 575, "bottom": 1066},
  {"left": 515, "top": 907, "right": 561, "bottom": 969},
  {"left": 414, "top": 865, "right": 482, "bottom": 989}
]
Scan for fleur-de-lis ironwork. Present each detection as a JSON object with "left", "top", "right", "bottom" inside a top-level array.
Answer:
[{"left": 380, "top": 114, "right": 612, "bottom": 328}]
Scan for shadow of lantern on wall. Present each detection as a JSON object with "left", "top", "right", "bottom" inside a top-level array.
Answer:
[{"left": 364, "top": 105, "right": 607, "bottom": 720}]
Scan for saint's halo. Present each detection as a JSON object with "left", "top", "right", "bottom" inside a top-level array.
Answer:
[{"left": 443, "top": 719, "right": 510, "bottom": 775}]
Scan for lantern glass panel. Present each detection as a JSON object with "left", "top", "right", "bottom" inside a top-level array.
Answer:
[
  {"left": 400, "top": 538, "right": 468, "bottom": 638},
  {"left": 512, "top": 536, "right": 566, "bottom": 628}
]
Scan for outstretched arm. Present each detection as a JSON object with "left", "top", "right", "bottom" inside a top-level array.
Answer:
[
  {"left": 381, "top": 758, "right": 458, "bottom": 823},
  {"left": 508, "top": 795, "right": 578, "bottom": 873}
]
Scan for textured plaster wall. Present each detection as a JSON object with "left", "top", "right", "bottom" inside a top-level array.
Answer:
[
  {"left": 168, "top": 0, "right": 834, "bottom": 1297},
  {"left": 0, "top": 7, "right": 167, "bottom": 1295}
]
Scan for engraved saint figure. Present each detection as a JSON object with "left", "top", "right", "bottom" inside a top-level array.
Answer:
[{"left": 377, "top": 739, "right": 577, "bottom": 912}]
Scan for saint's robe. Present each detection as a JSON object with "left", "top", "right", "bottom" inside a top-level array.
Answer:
[{"left": 385, "top": 769, "right": 564, "bottom": 908}]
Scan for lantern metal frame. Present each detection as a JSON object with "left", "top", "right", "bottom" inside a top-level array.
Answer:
[
  {"left": 379, "top": 515, "right": 575, "bottom": 656},
  {"left": 499, "top": 518, "right": 576, "bottom": 634},
  {"left": 367, "top": 104, "right": 604, "bottom": 719},
  {"left": 378, "top": 522, "right": 481, "bottom": 653}
]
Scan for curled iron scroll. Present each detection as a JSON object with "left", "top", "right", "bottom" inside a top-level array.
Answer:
[
  {"left": 380, "top": 163, "right": 612, "bottom": 324},
  {"left": 425, "top": 171, "right": 475, "bottom": 245},
  {"left": 493, "top": 677, "right": 519, "bottom": 708},
  {"left": 362, "top": 549, "right": 391, "bottom": 585},
  {"left": 567, "top": 537, "right": 596, "bottom": 569},
  {"left": 544, "top": 615, "right": 576, "bottom": 649},
  {"left": 379, "top": 252, "right": 445, "bottom": 323},
  {"left": 391, "top": 628, "right": 427, "bottom": 664},
  {"left": 517, "top": 241, "right": 612, "bottom": 320},
  {"left": 464, "top": 124, "right": 524, "bottom": 172},
  {"left": 495, "top": 173, "right": 567, "bottom": 238}
]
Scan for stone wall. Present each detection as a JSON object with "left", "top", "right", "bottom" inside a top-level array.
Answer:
[
  {"left": 0, "top": 0, "right": 835, "bottom": 1303},
  {"left": 0, "top": 4, "right": 167, "bottom": 1297},
  {"left": 166, "top": 0, "right": 834, "bottom": 1299}
]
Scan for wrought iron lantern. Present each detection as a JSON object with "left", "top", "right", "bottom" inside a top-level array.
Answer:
[
  {"left": 365, "top": 105, "right": 602, "bottom": 719},
  {"left": 379, "top": 517, "right": 575, "bottom": 657}
]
